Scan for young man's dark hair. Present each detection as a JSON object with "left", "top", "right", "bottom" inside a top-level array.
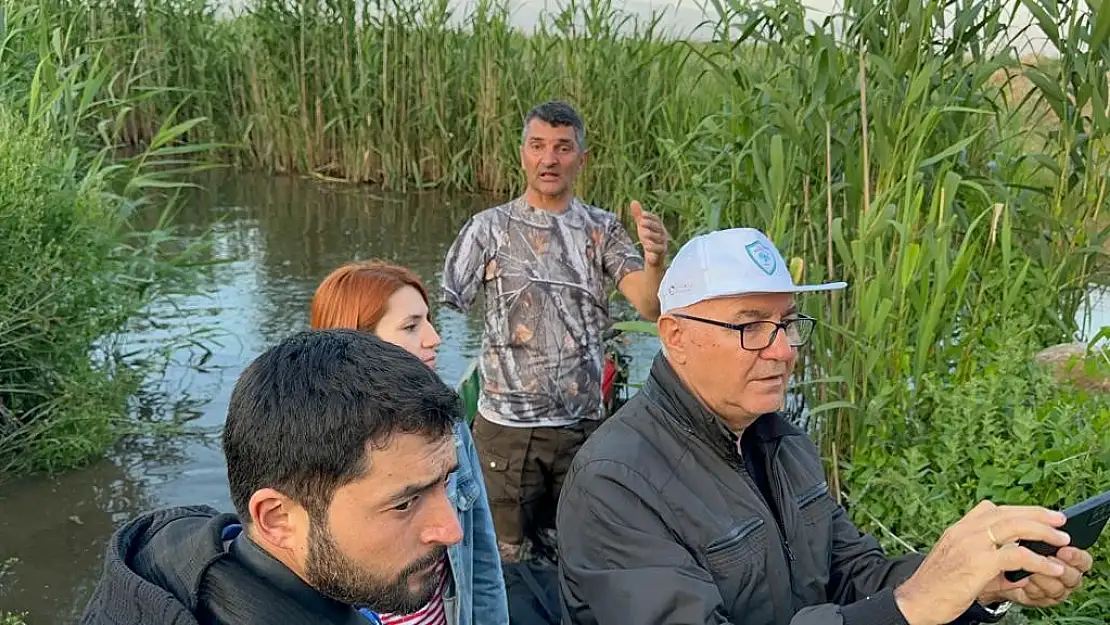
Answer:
[
  {"left": 522, "top": 100, "right": 586, "bottom": 151},
  {"left": 222, "top": 328, "right": 459, "bottom": 521},
  {"left": 80, "top": 328, "right": 469, "bottom": 625}
]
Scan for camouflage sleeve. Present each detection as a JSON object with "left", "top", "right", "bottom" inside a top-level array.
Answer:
[
  {"left": 602, "top": 214, "right": 646, "bottom": 285},
  {"left": 441, "top": 215, "right": 488, "bottom": 313}
]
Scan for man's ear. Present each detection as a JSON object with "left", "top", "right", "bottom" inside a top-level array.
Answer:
[
  {"left": 657, "top": 315, "right": 688, "bottom": 365},
  {"left": 248, "top": 488, "right": 308, "bottom": 552}
]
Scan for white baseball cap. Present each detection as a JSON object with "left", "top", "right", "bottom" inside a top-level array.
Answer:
[{"left": 658, "top": 228, "right": 848, "bottom": 314}]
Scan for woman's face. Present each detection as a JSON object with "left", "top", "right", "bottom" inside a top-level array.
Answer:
[{"left": 374, "top": 285, "right": 441, "bottom": 369}]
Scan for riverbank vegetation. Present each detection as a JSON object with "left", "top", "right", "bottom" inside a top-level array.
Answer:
[
  {"left": 668, "top": 1, "right": 1110, "bottom": 618},
  {"left": 23, "top": 0, "right": 726, "bottom": 213},
  {"left": 849, "top": 335, "right": 1110, "bottom": 623},
  {"left": 0, "top": 2, "right": 216, "bottom": 477},
  {"left": 4, "top": 0, "right": 1109, "bottom": 618}
]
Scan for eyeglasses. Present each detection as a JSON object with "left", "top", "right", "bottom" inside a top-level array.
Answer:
[{"left": 672, "top": 313, "right": 817, "bottom": 351}]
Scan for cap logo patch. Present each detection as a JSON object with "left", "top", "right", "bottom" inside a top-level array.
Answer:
[{"left": 745, "top": 240, "right": 777, "bottom": 276}]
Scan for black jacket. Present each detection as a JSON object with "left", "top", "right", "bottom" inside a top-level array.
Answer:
[
  {"left": 556, "top": 354, "right": 1001, "bottom": 625},
  {"left": 78, "top": 505, "right": 368, "bottom": 625}
]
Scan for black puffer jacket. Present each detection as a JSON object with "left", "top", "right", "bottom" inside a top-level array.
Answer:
[
  {"left": 556, "top": 354, "right": 1002, "bottom": 625},
  {"left": 78, "top": 505, "right": 368, "bottom": 625}
]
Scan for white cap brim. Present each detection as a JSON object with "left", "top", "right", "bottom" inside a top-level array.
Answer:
[{"left": 658, "top": 227, "right": 850, "bottom": 314}]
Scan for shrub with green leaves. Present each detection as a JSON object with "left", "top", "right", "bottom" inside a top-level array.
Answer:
[
  {"left": 0, "top": 112, "right": 142, "bottom": 473},
  {"left": 0, "top": 0, "right": 220, "bottom": 477},
  {"left": 0, "top": 106, "right": 213, "bottom": 476},
  {"left": 844, "top": 331, "right": 1110, "bottom": 623}
]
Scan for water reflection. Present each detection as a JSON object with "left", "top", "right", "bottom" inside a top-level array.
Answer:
[{"left": 0, "top": 456, "right": 157, "bottom": 621}]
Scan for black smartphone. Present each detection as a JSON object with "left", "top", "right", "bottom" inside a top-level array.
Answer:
[{"left": 1004, "top": 487, "right": 1110, "bottom": 583}]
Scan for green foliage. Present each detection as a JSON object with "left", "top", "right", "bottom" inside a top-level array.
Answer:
[
  {"left": 14, "top": 0, "right": 723, "bottom": 217},
  {"left": 456, "top": 359, "right": 480, "bottom": 425},
  {"left": 844, "top": 332, "right": 1110, "bottom": 623},
  {"left": 0, "top": 2, "right": 218, "bottom": 477},
  {"left": 659, "top": 0, "right": 1109, "bottom": 479},
  {"left": 0, "top": 110, "right": 137, "bottom": 471},
  {"left": 0, "top": 109, "right": 204, "bottom": 475},
  {"left": 610, "top": 320, "right": 660, "bottom": 336}
]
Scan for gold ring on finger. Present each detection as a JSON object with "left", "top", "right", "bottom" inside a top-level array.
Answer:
[{"left": 987, "top": 525, "right": 1000, "bottom": 547}]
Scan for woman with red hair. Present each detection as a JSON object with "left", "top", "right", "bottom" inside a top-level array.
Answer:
[{"left": 311, "top": 260, "right": 508, "bottom": 625}]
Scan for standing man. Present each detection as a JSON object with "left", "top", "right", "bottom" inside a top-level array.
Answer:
[{"left": 441, "top": 100, "right": 668, "bottom": 562}]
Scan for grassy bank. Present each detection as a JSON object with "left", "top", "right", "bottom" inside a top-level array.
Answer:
[{"left": 0, "top": 2, "right": 216, "bottom": 477}]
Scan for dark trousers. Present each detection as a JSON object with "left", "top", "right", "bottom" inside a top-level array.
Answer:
[{"left": 471, "top": 415, "right": 600, "bottom": 552}]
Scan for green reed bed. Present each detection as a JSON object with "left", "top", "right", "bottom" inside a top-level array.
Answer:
[
  {"left": 666, "top": 0, "right": 1109, "bottom": 462},
  {"left": 30, "top": 0, "right": 724, "bottom": 215},
  {"left": 0, "top": 1, "right": 217, "bottom": 477},
  {"left": 665, "top": 0, "right": 1110, "bottom": 618}
]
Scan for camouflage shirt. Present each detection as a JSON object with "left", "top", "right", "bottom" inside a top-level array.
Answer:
[{"left": 441, "top": 196, "right": 645, "bottom": 427}]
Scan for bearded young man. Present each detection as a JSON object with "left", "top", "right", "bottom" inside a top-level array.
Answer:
[{"left": 80, "top": 330, "right": 469, "bottom": 625}]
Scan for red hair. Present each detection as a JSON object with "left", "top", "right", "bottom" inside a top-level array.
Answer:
[{"left": 310, "top": 260, "right": 431, "bottom": 332}]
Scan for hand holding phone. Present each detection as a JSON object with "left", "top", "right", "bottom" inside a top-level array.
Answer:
[{"left": 1004, "top": 488, "right": 1110, "bottom": 583}]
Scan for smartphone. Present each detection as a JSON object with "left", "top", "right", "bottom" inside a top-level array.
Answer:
[{"left": 1004, "top": 487, "right": 1110, "bottom": 583}]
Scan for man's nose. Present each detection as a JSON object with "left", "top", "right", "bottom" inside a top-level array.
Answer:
[
  {"left": 421, "top": 493, "right": 463, "bottom": 547},
  {"left": 762, "top": 326, "right": 795, "bottom": 360}
]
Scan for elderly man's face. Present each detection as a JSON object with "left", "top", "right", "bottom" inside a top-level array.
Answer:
[{"left": 659, "top": 292, "right": 799, "bottom": 430}]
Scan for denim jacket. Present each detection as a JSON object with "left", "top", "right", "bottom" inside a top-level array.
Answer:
[
  {"left": 361, "top": 421, "right": 508, "bottom": 625},
  {"left": 446, "top": 419, "right": 509, "bottom": 625}
]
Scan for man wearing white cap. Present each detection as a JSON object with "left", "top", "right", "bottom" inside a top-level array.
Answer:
[{"left": 555, "top": 228, "right": 1091, "bottom": 625}]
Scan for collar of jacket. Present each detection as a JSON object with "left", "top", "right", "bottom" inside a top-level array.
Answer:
[
  {"left": 643, "top": 352, "right": 803, "bottom": 460},
  {"left": 228, "top": 530, "right": 366, "bottom": 623}
]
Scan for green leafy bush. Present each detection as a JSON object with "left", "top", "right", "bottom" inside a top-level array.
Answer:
[
  {"left": 0, "top": 108, "right": 210, "bottom": 476},
  {"left": 0, "top": 112, "right": 136, "bottom": 472},
  {"left": 844, "top": 332, "right": 1110, "bottom": 623}
]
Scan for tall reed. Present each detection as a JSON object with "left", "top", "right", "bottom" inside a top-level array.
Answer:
[
  {"left": 667, "top": 0, "right": 1109, "bottom": 490},
  {"left": 25, "top": 0, "right": 722, "bottom": 216},
  {"left": 0, "top": 0, "right": 218, "bottom": 476}
]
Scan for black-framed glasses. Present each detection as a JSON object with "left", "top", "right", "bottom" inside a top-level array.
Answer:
[{"left": 672, "top": 313, "right": 817, "bottom": 351}]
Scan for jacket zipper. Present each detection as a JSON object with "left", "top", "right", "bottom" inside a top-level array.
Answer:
[
  {"left": 766, "top": 442, "right": 795, "bottom": 565},
  {"left": 704, "top": 517, "right": 765, "bottom": 555},
  {"left": 796, "top": 481, "right": 829, "bottom": 509},
  {"left": 732, "top": 445, "right": 795, "bottom": 625},
  {"left": 768, "top": 440, "right": 807, "bottom": 614},
  {"left": 733, "top": 450, "right": 794, "bottom": 564}
]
